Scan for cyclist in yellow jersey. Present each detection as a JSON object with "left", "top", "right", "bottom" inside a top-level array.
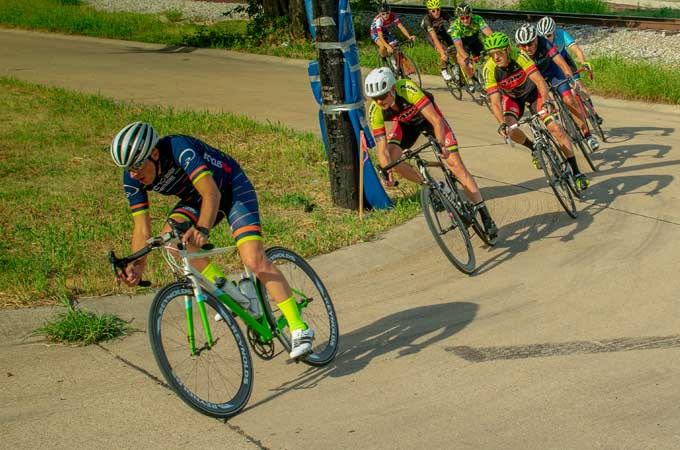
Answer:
[
  {"left": 364, "top": 67, "right": 498, "bottom": 238},
  {"left": 482, "top": 32, "right": 590, "bottom": 190}
]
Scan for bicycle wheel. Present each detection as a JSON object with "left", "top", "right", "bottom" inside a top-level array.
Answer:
[
  {"left": 262, "top": 247, "right": 339, "bottom": 366},
  {"left": 421, "top": 184, "right": 476, "bottom": 274},
  {"left": 579, "top": 90, "right": 606, "bottom": 142},
  {"left": 556, "top": 100, "right": 597, "bottom": 172},
  {"left": 148, "top": 281, "right": 253, "bottom": 419},
  {"left": 536, "top": 135, "right": 577, "bottom": 218},
  {"left": 399, "top": 53, "right": 422, "bottom": 88}
]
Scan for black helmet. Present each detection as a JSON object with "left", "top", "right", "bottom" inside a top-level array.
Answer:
[
  {"left": 456, "top": 2, "right": 472, "bottom": 16},
  {"left": 378, "top": 2, "right": 390, "bottom": 12}
]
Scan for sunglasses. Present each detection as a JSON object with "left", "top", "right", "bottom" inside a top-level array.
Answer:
[
  {"left": 128, "top": 157, "right": 148, "bottom": 171},
  {"left": 372, "top": 92, "right": 391, "bottom": 101},
  {"left": 545, "top": 33, "right": 554, "bottom": 38},
  {"left": 429, "top": 8, "right": 441, "bottom": 12},
  {"left": 459, "top": 15, "right": 471, "bottom": 20},
  {"left": 488, "top": 48, "right": 506, "bottom": 57}
]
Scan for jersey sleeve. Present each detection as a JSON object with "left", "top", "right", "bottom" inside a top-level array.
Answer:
[
  {"left": 561, "top": 29, "right": 576, "bottom": 48},
  {"left": 368, "top": 102, "right": 386, "bottom": 140},
  {"left": 516, "top": 49, "right": 538, "bottom": 76},
  {"left": 170, "top": 136, "right": 212, "bottom": 185},
  {"left": 421, "top": 15, "right": 432, "bottom": 32},
  {"left": 474, "top": 15, "right": 490, "bottom": 32},
  {"left": 482, "top": 58, "right": 499, "bottom": 95},
  {"left": 123, "top": 172, "right": 149, "bottom": 216},
  {"left": 397, "top": 80, "right": 430, "bottom": 111}
]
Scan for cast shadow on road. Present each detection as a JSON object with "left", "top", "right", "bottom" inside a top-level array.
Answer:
[
  {"left": 118, "top": 45, "right": 197, "bottom": 54},
  {"left": 243, "top": 301, "right": 478, "bottom": 412},
  {"left": 603, "top": 125, "right": 675, "bottom": 145},
  {"left": 588, "top": 143, "right": 673, "bottom": 172},
  {"left": 474, "top": 210, "right": 593, "bottom": 275}
]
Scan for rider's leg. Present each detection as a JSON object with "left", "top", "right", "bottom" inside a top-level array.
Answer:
[
  {"left": 385, "top": 124, "right": 424, "bottom": 184},
  {"left": 388, "top": 143, "right": 423, "bottom": 183},
  {"left": 456, "top": 51, "right": 473, "bottom": 81}
]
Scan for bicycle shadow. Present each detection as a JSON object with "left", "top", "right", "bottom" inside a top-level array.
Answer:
[
  {"left": 242, "top": 301, "right": 477, "bottom": 412},
  {"left": 474, "top": 210, "right": 593, "bottom": 275},
  {"left": 603, "top": 126, "right": 675, "bottom": 144},
  {"left": 582, "top": 172, "right": 673, "bottom": 207},
  {"left": 590, "top": 143, "right": 672, "bottom": 172}
]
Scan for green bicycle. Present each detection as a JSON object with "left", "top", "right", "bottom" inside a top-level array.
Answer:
[{"left": 108, "top": 219, "right": 339, "bottom": 418}]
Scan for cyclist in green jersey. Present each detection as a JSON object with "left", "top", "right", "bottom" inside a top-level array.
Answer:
[
  {"left": 364, "top": 67, "right": 498, "bottom": 238},
  {"left": 447, "top": 2, "right": 493, "bottom": 85}
]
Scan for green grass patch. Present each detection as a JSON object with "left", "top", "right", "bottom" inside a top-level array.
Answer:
[
  {"left": 513, "top": 0, "right": 608, "bottom": 14},
  {"left": 33, "top": 297, "right": 134, "bottom": 345},
  {"left": 0, "top": 76, "right": 421, "bottom": 307}
]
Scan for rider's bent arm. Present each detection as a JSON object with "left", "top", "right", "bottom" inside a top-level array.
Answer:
[
  {"left": 454, "top": 39, "right": 467, "bottom": 59},
  {"left": 193, "top": 175, "right": 221, "bottom": 231},
  {"left": 570, "top": 43, "right": 587, "bottom": 65},
  {"left": 529, "top": 70, "right": 551, "bottom": 104},
  {"left": 130, "top": 212, "right": 152, "bottom": 270},
  {"left": 398, "top": 23, "right": 413, "bottom": 40},
  {"left": 420, "top": 103, "right": 448, "bottom": 150},
  {"left": 429, "top": 31, "right": 447, "bottom": 60},
  {"left": 552, "top": 53, "right": 574, "bottom": 79},
  {"left": 488, "top": 91, "right": 504, "bottom": 124}
]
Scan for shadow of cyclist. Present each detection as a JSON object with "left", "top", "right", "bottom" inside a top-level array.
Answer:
[
  {"left": 604, "top": 126, "right": 674, "bottom": 144},
  {"left": 590, "top": 143, "right": 672, "bottom": 172}
]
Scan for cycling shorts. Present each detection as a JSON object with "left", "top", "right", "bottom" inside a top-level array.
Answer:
[
  {"left": 387, "top": 103, "right": 458, "bottom": 152},
  {"left": 461, "top": 36, "right": 484, "bottom": 57},
  {"left": 372, "top": 31, "right": 397, "bottom": 45},
  {"left": 502, "top": 89, "right": 552, "bottom": 124},
  {"left": 542, "top": 63, "right": 573, "bottom": 98},
  {"left": 169, "top": 166, "right": 263, "bottom": 247}
]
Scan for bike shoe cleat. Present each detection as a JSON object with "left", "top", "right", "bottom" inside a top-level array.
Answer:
[
  {"left": 586, "top": 135, "right": 600, "bottom": 151},
  {"left": 575, "top": 173, "right": 590, "bottom": 191},
  {"left": 290, "top": 328, "right": 315, "bottom": 359}
]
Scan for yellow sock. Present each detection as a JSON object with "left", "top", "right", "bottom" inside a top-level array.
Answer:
[
  {"left": 277, "top": 296, "right": 306, "bottom": 332},
  {"left": 201, "top": 262, "right": 225, "bottom": 283}
]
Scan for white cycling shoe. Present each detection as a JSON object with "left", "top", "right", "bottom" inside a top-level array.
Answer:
[{"left": 289, "top": 328, "right": 314, "bottom": 359}]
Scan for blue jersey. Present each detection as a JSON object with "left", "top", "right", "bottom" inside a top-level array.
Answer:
[
  {"left": 123, "top": 135, "right": 239, "bottom": 216},
  {"left": 552, "top": 29, "right": 575, "bottom": 53}
]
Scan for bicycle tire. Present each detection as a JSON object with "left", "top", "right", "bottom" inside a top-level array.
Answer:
[
  {"left": 536, "top": 134, "right": 578, "bottom": 218},
  {"left": 579, "top": 90, "right": 606, "bottom": 142},
  {"left": 400, "top": 52, "right": 422, "bottom": 88},
  {"left": 556, "top": 100, "right": 597, "bottom": 172},
  {"left": 148, "top": 281, "right": 253, "bottom": 419},
  {"left": 446, "top": 174, "right": 497, "bottom": 247},
  {"left": 262, "top": 247, "right": 339, "bottom": 366},
  {"left": 421, "top": 184, "right": 476, "bottom": 274}
]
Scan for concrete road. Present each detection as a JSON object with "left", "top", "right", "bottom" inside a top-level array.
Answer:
[{"left": 2, "top": 29, "right": 680, "bottom": 450}]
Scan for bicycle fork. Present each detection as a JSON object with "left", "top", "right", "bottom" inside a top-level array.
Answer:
[{"left": 185, "top": 280, "right": 214, "bottom": 355}]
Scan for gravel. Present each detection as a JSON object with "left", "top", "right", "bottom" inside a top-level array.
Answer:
[{"left": 84, "top": 0, "right": 680, "bottom": 66}]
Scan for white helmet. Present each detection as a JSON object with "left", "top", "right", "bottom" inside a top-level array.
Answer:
[
  {"left": 537, "top": 16, "right": 556, "bottom": 36},
  {"left": 515, "top": 23, "right": 538, "bottom": 45},
  {"left": 364, "top": 68, "right": 395, "bottom": 98},
  {"left": 110, "top": 121, "right": 159, "bottom": 169}
]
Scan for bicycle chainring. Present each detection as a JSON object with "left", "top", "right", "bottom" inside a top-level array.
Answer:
[{"left": 247, "top": 327, "right": 275, "bottom": 360}]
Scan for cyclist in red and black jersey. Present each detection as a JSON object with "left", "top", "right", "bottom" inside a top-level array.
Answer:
[
  {"left": 481, "top": 33, "right": 590, "bottom": 190},
  {"left": 110, "top": 122, "right": 314, "bottom": 358},
  {"left": 364, "top": 67, "right": 498, "bottom": 238}
]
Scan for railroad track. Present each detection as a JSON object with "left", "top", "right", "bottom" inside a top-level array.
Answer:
[{"left": 390, "top": 4, "right": 680, "bottom": 32}]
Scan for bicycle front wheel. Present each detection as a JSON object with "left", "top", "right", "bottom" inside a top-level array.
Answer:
[
  {"left": 421, "top": 184, "right": 476, "bottom": 274},
  {"left": 557, "top": 100, "right": 596, "bottom": 172},
  {"left": 579, "top": 90, "right": 606, "bottom": 142},
  {"left": 536, "top": 137, "right": 577, "bottom": 218},
  {"left": 263, "top": 247, "right": 339, "bottom": 366},
  {"left": 148, "top": 282, "right": 253, "bottom": 419}
]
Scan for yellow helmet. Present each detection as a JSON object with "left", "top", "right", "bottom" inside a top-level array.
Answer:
[{"left": 426, "top": 0, "right": 441, "bottom": 10}]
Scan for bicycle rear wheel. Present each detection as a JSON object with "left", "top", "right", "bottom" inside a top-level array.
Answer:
[
  {"left": 148, "top": 281, "right": 253, "bottom": 419},
  {"left": 446, "top": 63, "right": 463, "bottom": 101},
  {"left": 262, "top": 247, "right": 339, "bottom": 366},
  {"left": 399, "top": 53, "right": 422, "bottom": 88},
  {"left": 556, "top": 100, "right": 597, "bottom": 172},
  {"left": 421, "top": 184, "right": 476, "bottom": 274},
  {"left": 578, "top": 90, "right": 606, "bottom": 142},
  {"left": 536, "top": 136, "right": 577, "bottom": 218}
]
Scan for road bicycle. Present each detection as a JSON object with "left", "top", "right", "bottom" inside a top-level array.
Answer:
[
  {"left": 108, "top": 219, "right": 339, "bottom": 419},
  {"left": 441, "top": 45, "right": 464, "bottom": 101},
  {"left": 379, "top": 39, "right": 422, "bottom": 88},
  {"left": 378, "top": 132, "right": 496, "bottom": 275},
  {"left": 506, "top": 109, "right": 580, "bottom": 218},
  {"left": 548, "top": 75, "right": 597, "bottom": 172},
  {"left": 456, "top": 50, "right": 490, "bottom": 110},
  {"left": 573, "top": 67, "right": 606, "bottom": 142}
]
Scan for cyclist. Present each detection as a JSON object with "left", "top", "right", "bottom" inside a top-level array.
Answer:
[
  {"left": 536, "top": 15, "right": 603, "bottom": 125},
  {"left": 515, "top": 23, "right": 599, "bottom": 151},
  {"left": 447, "top": 2, "right": 493, "bottom": 89},
  {"left": 371, "top": 2, "right": 416, "bottom": 68},
  {"left": 364, "top": 67, "right": 498, "bottom": 238},
  {"left": 481, "top": 32, "right": 590, "bottom": 190},
  {"left": 110, "top": 121, "right": 314, "bottom": 359},
  {"left": 420, "top": 0, "right": 456, "bottom": 82}
]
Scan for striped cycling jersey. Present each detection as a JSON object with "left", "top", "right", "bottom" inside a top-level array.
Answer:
[
  {"left": 123, "top": 135, "right": 239, "bottom": 216},
  {"left": 370, "top": 12, "right": 402, "bottom": 36},
  {"left": 483, "top": 47, "right": 539, "bottom": 99},
  {"left": 524, "top": 35, "right": 560, "bottom": 73},
  {"left": 447, "top": 14, "right": 490, "bottom": 41},
  {"left": 368, "top": 79, "right": 435, "bottom": 139}
]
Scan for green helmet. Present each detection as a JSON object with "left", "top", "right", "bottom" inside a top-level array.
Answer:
[
  {"left": 426, "top": 0, "right": 441, "bottom": 10},
  {"left": 484, "top": 32, "right": 510, "bottom": 51}
]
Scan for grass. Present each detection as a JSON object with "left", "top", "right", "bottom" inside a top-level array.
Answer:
[
  {"left": 513, "top": 0, "right": 609, "bottom": 14},
  {"left": 32, "top": 297, "right": 135, "bottom": 345},
  {"left": 0, "top": 77, "right": 421, "bottom": 307}
]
